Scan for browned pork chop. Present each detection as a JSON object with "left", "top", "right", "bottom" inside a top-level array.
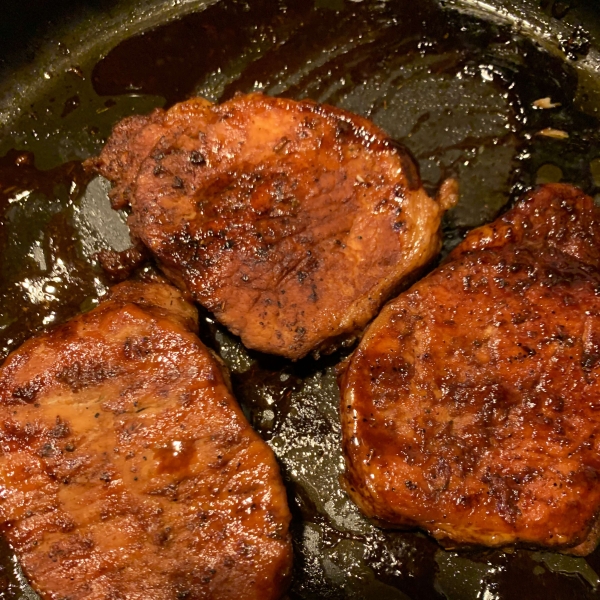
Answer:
[
  {"left": 340, "top": 183, "right": 600, "bottom": 555},
  {"left": 0, "top": 281, "right": 292, "bottom": 599},
  {"left": 89, "top": 93, "right": 457, "bottom": 359}
]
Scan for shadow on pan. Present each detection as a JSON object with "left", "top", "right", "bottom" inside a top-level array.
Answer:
[{"left": 2, "top": 0, "right": 600, "bottom": 598}]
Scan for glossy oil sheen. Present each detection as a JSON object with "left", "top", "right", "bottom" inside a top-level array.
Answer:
[{"left": 1, "top": 0, "right": 600, "bottom": 598}]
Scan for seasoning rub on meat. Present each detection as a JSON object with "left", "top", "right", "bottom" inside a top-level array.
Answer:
[
  {"left": 0, "top": 281, "right": 292, "bottom": 599},
  {"left": 89, "top": 93, "right": 457, "bottom": 359},
  {"left": 340, "top": 184, "right": 600, "bottom": 555}
]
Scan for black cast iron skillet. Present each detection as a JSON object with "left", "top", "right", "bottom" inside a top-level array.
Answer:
[{"left": 2, "top": 0, "right": 600, "bottom": 598}]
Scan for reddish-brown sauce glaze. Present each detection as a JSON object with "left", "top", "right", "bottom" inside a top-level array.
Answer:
[
  {"left": 0, "top": 281, "right": 292, "bottom": 599},
  {"left": 340, "top": 183, "right": 600, "bottom": 555},
  {"left": 88, "top": 93, "right": 457, "bottom": 360}
]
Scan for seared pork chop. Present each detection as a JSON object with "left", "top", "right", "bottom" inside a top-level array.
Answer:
[
  {"left": 89, "top": 93, "right": 457, "bottom": 359},
  {"left": 0, "top": 281, "right": 292, "bottom": 599},
  {"left": 340, "top": 183, "right": 600, "bottom": 555}
]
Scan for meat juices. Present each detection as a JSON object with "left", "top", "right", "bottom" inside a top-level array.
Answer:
[
  {"left": 340, "top": 184, "right": 600, "bottom": 555},
  {"left": 89, "top": 93, "right": 457, "bottom": 359},
  {"left": 0, "top": 281, "right": 292, "bottom": 599}
]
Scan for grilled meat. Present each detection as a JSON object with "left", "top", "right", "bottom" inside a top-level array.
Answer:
[
  {"left": 89, "top": 93, "right": 457, "bottom": 359},
  {"left": 340, "top": 183, "right": 600, "bottom": 555},
  {"left": 0, "top": 281, "right": 292, "bottom": 599}
]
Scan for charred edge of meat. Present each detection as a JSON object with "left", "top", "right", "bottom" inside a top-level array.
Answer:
[{"left": 96, "top": 245, "right": 150, "bottom": 282}]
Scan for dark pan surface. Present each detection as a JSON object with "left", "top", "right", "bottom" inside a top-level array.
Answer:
[{"left": 2, "top": 0, "right": 600, "bottom": 597}]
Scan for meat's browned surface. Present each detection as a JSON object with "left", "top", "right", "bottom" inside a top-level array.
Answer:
[
  {"left": 0, "top": 281, "right": 292, "bottom": 599},
  {"left": 89, "top": 93, "right": 456, "bottom": 359},
  {"left": 340, "top": 184, "right": 600, "bottom": 555}
]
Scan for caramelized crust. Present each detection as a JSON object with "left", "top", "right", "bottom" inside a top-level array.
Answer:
[
  {"left": 340, "top": 184, "right": 600, "bottom": 555},
  {"left": 89, "top": 93, "right": 456, "bottom": 359},
  {"left": 0, "top": 281, "right": 292, "bottom": 599}
]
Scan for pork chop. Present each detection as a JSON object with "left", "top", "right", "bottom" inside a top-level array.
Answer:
[
  {"left": 340, "top": 183, "right": 600, "bottom": 555},
  {"left": 88, "top": 93, "right": 457, "bottom": 359},
  {"left": 0, "top": 280, "right": 292, "bottom": 599}
]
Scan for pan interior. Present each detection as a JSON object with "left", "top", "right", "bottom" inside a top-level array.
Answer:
[{"left": 1, "top": 0, "right": 600, "bottom": 598}]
